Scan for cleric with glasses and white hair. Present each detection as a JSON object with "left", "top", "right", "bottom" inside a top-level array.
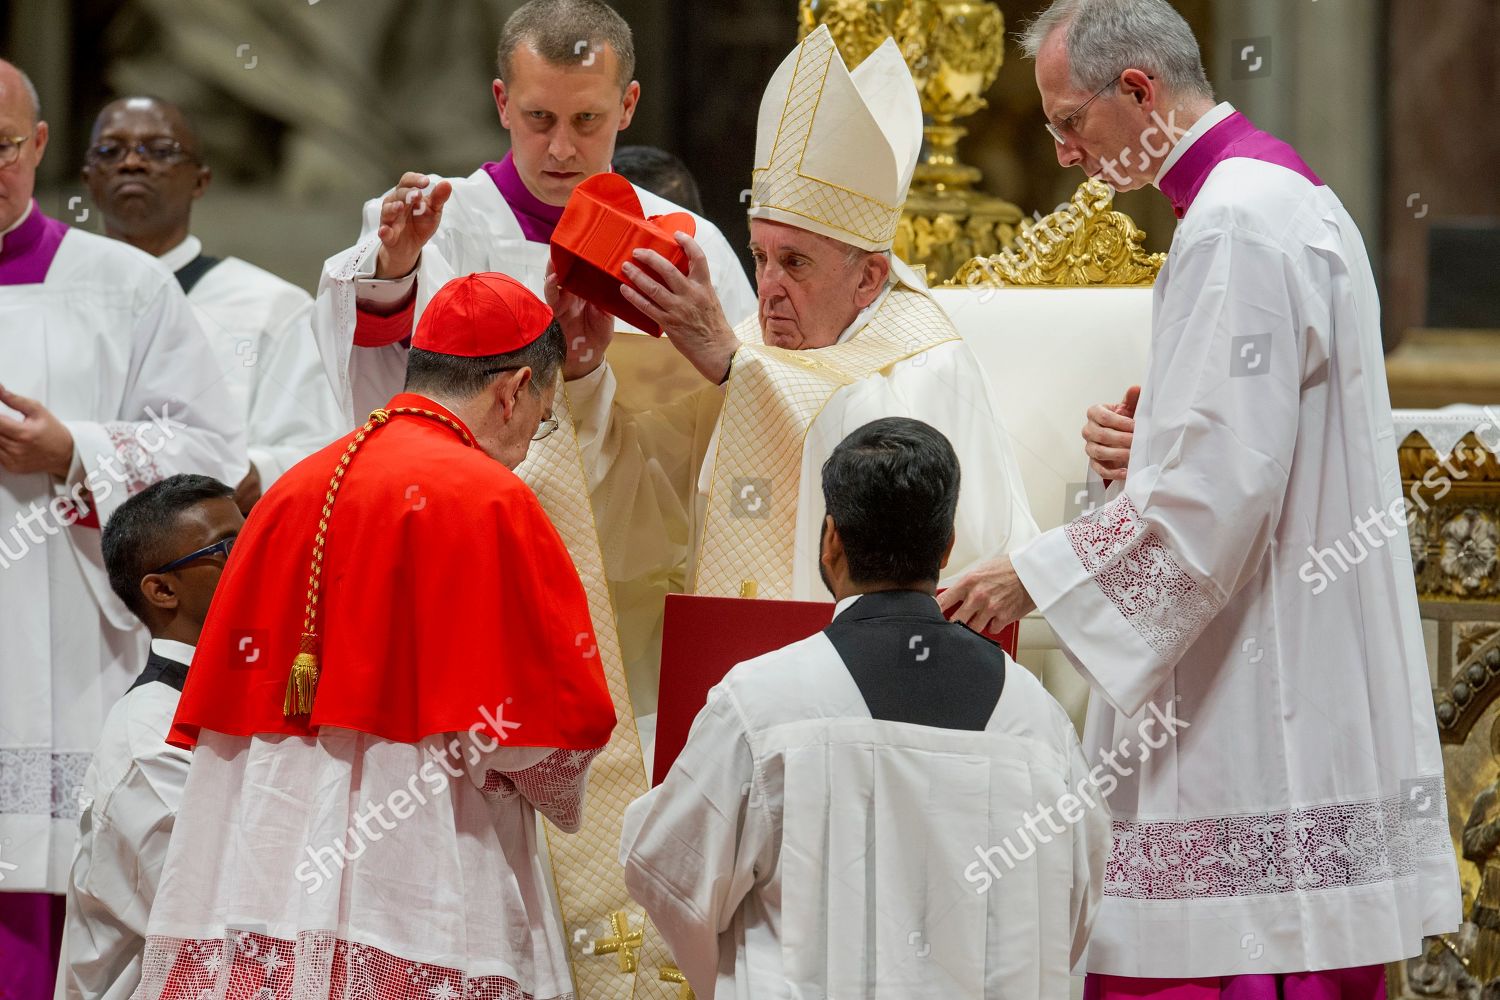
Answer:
[{"left": 941, "top": 0, "right": 1462, "bottom": 997}]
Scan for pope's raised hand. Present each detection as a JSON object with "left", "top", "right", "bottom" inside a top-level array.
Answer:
[
  {"left": 375, "top": 173, "right": 453, "bottom": 280},
  {"left": 545, "top": 265, "right": 614, "bottom": 382},
  {"left": 620, "top": 233, "right": 739, "bottom": 385}
]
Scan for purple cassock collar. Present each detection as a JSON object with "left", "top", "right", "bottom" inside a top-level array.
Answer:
[
  {"left": 0, "top": 201, "right": 68, "bottom": 285},
  {"left": 1158, "top": 111, "right": 1322, "bottom": 219},
  {"left": 482, "top": 152, "right": 565, "bottom": 243}
]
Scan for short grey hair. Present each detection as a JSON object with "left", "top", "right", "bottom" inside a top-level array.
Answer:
[
  {"left": 1019, "top": 0, "right": 1214, "bottom": 101},
  {"left": 497, "top": 0, "right": 635, "bottom": 91},
  {"left": 842, "top": 243, "right": 893, "bottom": 270}
]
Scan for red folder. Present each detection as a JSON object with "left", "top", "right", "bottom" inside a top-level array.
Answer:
[{"left": 653, "top": 593, "right": 1019, "bottom": 785}]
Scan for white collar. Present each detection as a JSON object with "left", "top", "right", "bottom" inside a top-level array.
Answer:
[
  {"left": 1153, "top": 101, "right": 1236, "bottom": 187},
  {"left": 834, "top": 251, "right": 931, "bottom": 345},
  {"left": 0, "top": 200, "right": 34, "bottom": 249},
  {"left": 835, "top": 282, "right": 892, "bottom": 345},
  {"left": 158, "top": 234, "right": 204, "bottom": 273},
  {"left": 150, "top": 637, "right": 197, "bottom": 666},
  {"left": 833, "top": 594, "right": 863, "bottom": 618}
]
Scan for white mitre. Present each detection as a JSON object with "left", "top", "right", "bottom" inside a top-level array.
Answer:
[{"left": 748, "top": 24, "right": 923, "bottom": 253}]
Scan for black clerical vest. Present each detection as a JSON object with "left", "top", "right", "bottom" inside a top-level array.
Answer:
[
  {"left": 174, "top": 253, "right": 223, "bottom": 295},
  {"left": 127, "top": 650, "right": 190, "bottom": 694},
  {"left": 821, "top": 590, "right": 1005, "bottom": 731}
]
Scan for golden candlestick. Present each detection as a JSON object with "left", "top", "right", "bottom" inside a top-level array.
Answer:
[{"left": 798, "top": 0, "right": 1022, "bottom": 284}]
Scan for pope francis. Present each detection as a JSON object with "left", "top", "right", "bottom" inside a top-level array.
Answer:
[{"left": 556, "top": 24, "right": 1037, "bottom": 708}]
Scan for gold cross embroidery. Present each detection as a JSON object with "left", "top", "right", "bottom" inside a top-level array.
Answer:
[
  {"left": 592, "top": 911, "right": 643, "bottom": 973},
  {"left": 659, "top": 963, "right": 696, "bottom": 1000}
]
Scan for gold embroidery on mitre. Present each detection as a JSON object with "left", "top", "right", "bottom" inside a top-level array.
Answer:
[
  {"left": 695, "top": 285, "right": 958, "bottom": 600},
  {"left": 749, "top": 25, "right": 909, "bottom": 251}
]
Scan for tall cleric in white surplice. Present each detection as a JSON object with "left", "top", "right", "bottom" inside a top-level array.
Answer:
[
  {"left": 1030, "top": 110, "right": 1462, "bottom": 973},
  {"left": 0, "top": 63, "right": 244, "bottom": 908},
  {"left": 944, "top": 0, "right": 1461, "bottom": 982}
]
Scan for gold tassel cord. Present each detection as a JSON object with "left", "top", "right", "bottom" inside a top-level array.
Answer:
[
  {"left": 283, "top": 406, "right": 476, "bottom": 717},
  {"left": 284, "top": 633, "right": 321, "bottom": 716}
]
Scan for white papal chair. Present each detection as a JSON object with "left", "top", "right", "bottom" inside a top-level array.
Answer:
[{"left": 934, "top": 179, "right": 1164, "bottom": 732}]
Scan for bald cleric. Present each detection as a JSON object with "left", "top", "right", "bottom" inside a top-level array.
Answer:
[
  {"left": 0, "top": 58, "right": 243, "bottom": 999},
  {"left": 132, "top": 273, "right": 616, "bottom": 998}
]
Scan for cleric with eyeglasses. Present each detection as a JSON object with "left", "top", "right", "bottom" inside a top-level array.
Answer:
[
  {"left": 80, "top": 96, "right": 346, "bottom": 516},
  {"left": 0, "top": 57, "right": 244, "bottom": 1000}
]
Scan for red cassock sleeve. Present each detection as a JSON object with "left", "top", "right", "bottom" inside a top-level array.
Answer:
[
  {"left": 171, "top": 399, "right": 617, "bottom": 751},
  {"left": 352, "top": 299, "right": 415, "bottom": 348}
]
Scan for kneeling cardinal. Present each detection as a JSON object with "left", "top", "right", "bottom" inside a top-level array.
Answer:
[{"left": 133, "top": 273, "right": 616, "bottom": 1000}]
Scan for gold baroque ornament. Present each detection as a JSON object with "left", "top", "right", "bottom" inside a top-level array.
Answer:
[
  {"left": 1458, "top": 623, "right": 1500, "bottom": 669},
  {"left": 1401, "top": 431, "right": 1500, "bottom": 603},
  {"left": 920, "top": 2, "right": 1004, "bottom": 126},
  {"left": 1382, "top": 429, "right": 1500, "bottom": 1000},
  {"left": 796, "top": 0, "right": 929, "bottom": 71},
  {"left": 948, "top": 179, "right": 1166, "bottom": 288},
  {"left": 895, "top": 199, "right": 1020, "bottom": 288},
  {"left": 1402, "top": 427, "right": 1500, "bottom": 749},
  {"left": 1441, "top": 509, "right": 1500, "bottom": 597},
  {"left": 1436, "top": 635, "right": 1500, "bottom": 739}
]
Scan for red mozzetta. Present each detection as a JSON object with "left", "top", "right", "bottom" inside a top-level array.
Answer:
[{"left": 171, "top": 392, "right": 616, "bottom": 751}]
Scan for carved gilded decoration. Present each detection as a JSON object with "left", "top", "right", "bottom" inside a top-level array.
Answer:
[
  {"left": 1402, "top": 433, "right": 1500, "bottom": 605},
  {"left": 798, "top": 0, "right": 1024, "bottom": 285},
  {"left": 1396, "top": 427, "right": 1500, "bottom": 999},
  {"left": 948, "top": 179, "right": 1165, "bottom": 288}
]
